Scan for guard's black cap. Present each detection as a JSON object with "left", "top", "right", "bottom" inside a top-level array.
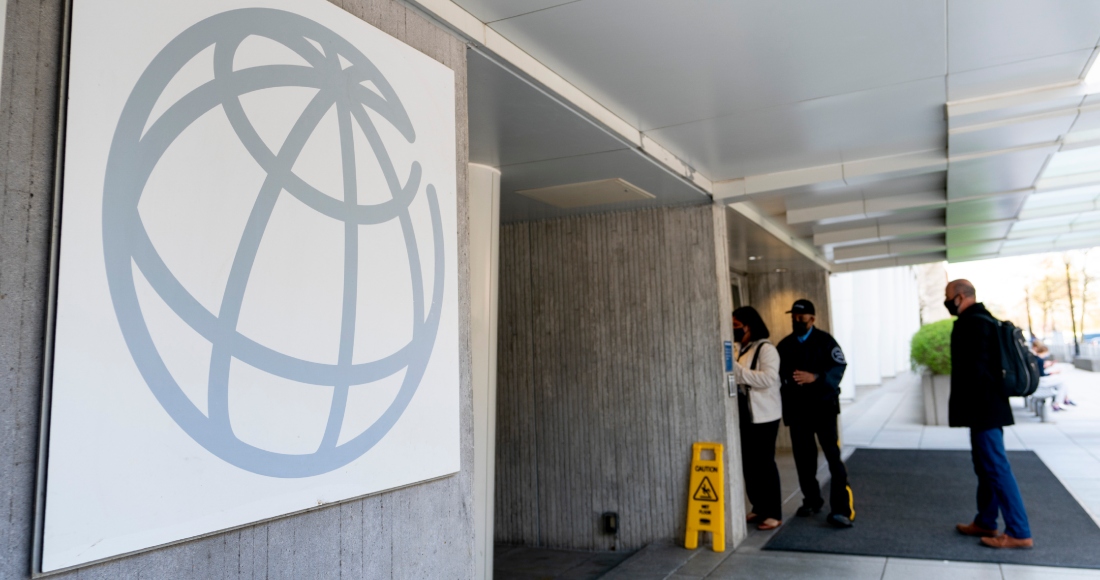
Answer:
[{"left": 786, "top": 299, "right": 816, "bottom": 315}]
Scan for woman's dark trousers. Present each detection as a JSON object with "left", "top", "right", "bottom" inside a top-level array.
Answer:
[{"left": 738, "top": 392, "right": 782, "bottom": 521}]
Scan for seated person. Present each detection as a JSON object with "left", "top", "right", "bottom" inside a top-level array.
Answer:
[{"left": 1031, "top": 341, "right": 1072, "bottom": 411}]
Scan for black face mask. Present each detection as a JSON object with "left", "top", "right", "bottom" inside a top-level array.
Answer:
[
  {"left": 734, "top": 328, "right": 746, "bottom": 343},
  {"left": 944, "top": 296, "right": 960, "bottom": 316},
  {"left": 792, "top": 321, "right": 809, "bottom": 335}
]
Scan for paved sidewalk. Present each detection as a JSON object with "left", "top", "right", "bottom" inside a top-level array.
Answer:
[
  {"left": 686, "top": 366, "right": 1100, "bottom": 579},
  {"left": 840, "top": 365, "right": 1100, "bottom": 526},
  {"left": 621, "top": 367, "right": 1100, "bottom": 579}
]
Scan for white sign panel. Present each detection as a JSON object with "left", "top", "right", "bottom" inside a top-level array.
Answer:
[{"left": 43, "top": 0, "right": 457, "bottom": 571}]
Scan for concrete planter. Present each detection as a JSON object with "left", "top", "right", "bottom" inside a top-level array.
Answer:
[
  {"left": 1074, "top": 357, "right": 1100, "bottom": 372},
  {"left": 921, "top": 370, "right": 951, "bottom": 426}
]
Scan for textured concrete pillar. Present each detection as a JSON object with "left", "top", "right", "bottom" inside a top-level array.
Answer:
[
  {"left": 468, "top": 163, "right": 500, "bottom": 580},
  {"left": 0, "top": 0, "right": 7, "bottom": 107},
  {"left": 712, "top": 203, "right": 749, "bottom": 550}
]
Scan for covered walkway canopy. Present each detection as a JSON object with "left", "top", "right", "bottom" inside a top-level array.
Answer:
[{"left": 437, "top": 0, "right": 1100, "bottom": 269}]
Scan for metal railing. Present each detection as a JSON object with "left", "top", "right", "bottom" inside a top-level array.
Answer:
[{"left": 1047, "top": 339, "right": 1100, "bottom": 361}]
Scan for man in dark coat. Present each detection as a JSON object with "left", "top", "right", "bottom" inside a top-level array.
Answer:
[
  {"left": 777, "top": 299, "right": 854, "bottom": 528},
  {"left": 946, "top": 279, "right": 1033, "bottom": 549}
]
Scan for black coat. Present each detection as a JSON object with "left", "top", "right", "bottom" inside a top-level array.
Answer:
[
  {"left": 948, "top": 303, "right": 1014, "bottom": 429},
  {"left": 776, "top": 327, "right": 847, "bottom": 426}
]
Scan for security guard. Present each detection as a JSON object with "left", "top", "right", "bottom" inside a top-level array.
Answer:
[{"left": 776, "top": 299, "right": 855, "bottom": 528}]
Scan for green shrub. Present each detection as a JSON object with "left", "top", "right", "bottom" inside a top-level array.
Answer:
[{"left": 910, "top": 319, "right": 953, "bottom": 375}]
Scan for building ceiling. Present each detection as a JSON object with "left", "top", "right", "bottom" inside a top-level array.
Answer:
[
  {"left": 467, "top": 49, "right": 711, "bottom": 222},
  {"left": 726, "top": 208, "right": 823, "bottom": 275},
  {"left": 446, "top": 0, "right": 1100, "bottom": 270}
]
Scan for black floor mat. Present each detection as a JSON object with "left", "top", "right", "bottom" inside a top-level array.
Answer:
[
  {"left": 763, "top": 448, "right": 1100, "bottom": 568},
  {"left": 493, "top": 544, "right": 633, "bottom": 579}
]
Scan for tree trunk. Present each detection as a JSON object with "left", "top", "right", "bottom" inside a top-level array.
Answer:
[
  {"left": 1080, "top": 251, "right": 1091, "bottom": 344},
  {"left": 1066, "top": 259, "right": 1080, "bottom": 356},
  {"left": 1025, "top": 289, "right": 1035, "bottom": 338},
  {"left": 1081, "top": 275, "right": 1089, "bottom": 346}
]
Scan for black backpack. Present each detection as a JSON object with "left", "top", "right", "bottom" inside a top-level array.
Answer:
[{"left": 977, "top": 314, "right": 1040, "bottom": 397}]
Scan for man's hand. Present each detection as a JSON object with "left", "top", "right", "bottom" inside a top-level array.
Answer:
[{"left": 792, "top": 370, "right": 817, "bottom": 385}]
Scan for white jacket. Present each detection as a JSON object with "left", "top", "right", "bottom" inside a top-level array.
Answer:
[{"left": 733, "top": 339, "right": 782, "bottom": 424}]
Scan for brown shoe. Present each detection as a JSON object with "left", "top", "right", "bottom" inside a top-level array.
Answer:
[
  {"left": 981, "top": 534, "right": 1034, "bottom": 549},
  {"left": 956, "top": 522, "right": 999, "bottom": 537},
  {"left": 757, "top": 518, "right": 782, "bottom": 531},
  {"left": 746, "top": 512, "right": 759, "bottom": 523}
]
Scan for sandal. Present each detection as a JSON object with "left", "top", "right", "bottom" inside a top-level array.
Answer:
[
  {"left": 757, "top": 518, "right": 782, "bottom": 530},
  {"left": 746, "top": 512, "right": 759, "bottom": 523}
]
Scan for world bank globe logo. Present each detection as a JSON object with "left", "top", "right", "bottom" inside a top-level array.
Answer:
[{"left": 101, "top": 8, "right": 444, "bottom": 478}]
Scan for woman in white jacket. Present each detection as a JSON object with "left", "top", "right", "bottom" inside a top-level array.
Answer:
[{"left": 732, "top": 306, "right": 783, "bottom": 530}]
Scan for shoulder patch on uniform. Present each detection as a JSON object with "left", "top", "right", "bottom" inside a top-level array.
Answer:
[{"left": 831, "top": 346, "right": 846, "bottom": 364}]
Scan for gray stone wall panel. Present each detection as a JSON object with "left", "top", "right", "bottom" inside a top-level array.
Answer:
[
  {"left": 1, "top": 2, "right": 63, "bottom": 580},
  {"left": 361, "top": 496, "right": 391, "bottom": 578}
]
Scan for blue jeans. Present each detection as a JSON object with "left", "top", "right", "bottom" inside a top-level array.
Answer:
[{"left": 970, "top": 427, "right": 1031, "bottom": 539}]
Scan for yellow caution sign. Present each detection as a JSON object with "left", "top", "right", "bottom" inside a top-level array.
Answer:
[{"left": 684, "top": 442, "right": 725, "bottom": 552}]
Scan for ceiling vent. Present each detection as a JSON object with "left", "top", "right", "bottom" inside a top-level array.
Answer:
[{"left": 516, "top": 178, "right": 656, "bottom": 209}]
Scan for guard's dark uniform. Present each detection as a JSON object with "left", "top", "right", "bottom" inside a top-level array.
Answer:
[{"left": 777, "top": 324, "right": 854, "bottom": 522}]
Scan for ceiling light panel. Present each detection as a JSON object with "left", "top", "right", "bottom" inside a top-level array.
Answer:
[
  {"left": 1058, "top": 230, "right": 1100, "bottom": 246},
  {"left": 1008, "top": 226, "right": 1066, "bottom": 240},
  {"left": 1003, "top": 235, "right": 1058, "bottom": 248},
  {"left": 1024, "top": 185, "right": 1100, "bottom": 208},
  {"left": 1084, "top": 47, "right": 1100, "bottom": 86},
  {"left": 1075, "top": 209, "right": 1100, "bottom": 225},
  {"left": 949, "top": 95, "right": 1087, "bottom": 129},
  {"left": 1018, "top": 201, "right": 1100, "bottom": 220},
  {"left": 945, "top": 221, "right": 1014, "bottom": 246},
  {"left": 1041, "top": 145, "right": 1100, "bottom": 179},
  {"left": 1011, "top": 214, "right": 1078, "bottom": 234},
  {"left": 516, "top": 178, "right": 656, "bottom": 209},
  {"left": 946, "top": 193, "right": 1029, "bottom": 226},
  {"left": 948, "top": 112, "right": 1076, "bottom": 156},
  {"left": 1067, "top": 107, "right": 1100, "bottom": 136},
  {"left": 947, "top": 145, "right": 1056, "bottom": 200},
  {"left": 946, "top": 240, "right": 1003, "bottom": 262},
  {"left": 1024, "top": 213, "right": 1081, "bottom": 228}
]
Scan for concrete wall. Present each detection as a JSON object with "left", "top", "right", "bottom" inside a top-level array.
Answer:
[
  {"left": 746, "top": 270, "right": 832, "bottom": 339},
  {"left": 0, "top": 1, "right": 474, "bottom": 578},
  {"left": 494, "top": 205, "right": 746, "bottom": 552},
  {"left": 0, "top": 0, "right": 7, "bottom": 109}
]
